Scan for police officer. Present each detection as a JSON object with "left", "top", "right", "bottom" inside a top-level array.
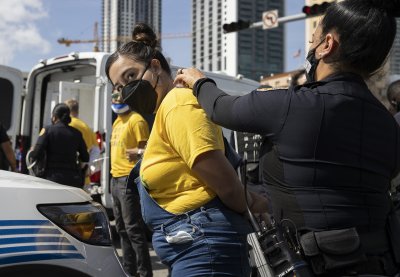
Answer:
[
  {"left": 175, "top": 0, "right": 400, "bottom": 275},
  {"left": 31, "top": 103, "right": 89, "bottom": 188}
]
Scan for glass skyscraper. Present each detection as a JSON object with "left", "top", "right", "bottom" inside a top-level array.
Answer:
[
  {"left": 102, "top": 0, "right": 161, "bottom": 53},
  {"left": 191, "top": 0, "right": 284, "bottom": 81}
]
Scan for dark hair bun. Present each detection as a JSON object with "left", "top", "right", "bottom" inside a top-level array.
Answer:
[
  {"left": 52, "top": 103, "right": 71, "bottom": 125},
  {"left": 368, "top": 0, "right": 400, "bottom": 16},
  {"left": 131, "top": 23, "right": 159, "bottom": 48}
]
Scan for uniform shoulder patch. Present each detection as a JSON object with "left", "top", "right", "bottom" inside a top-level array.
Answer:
[
  {"left": 256, "top": 86, "right": 288, "bottom": 92},
  {"left": 39, "top": 128, "right": 46, "bottom": 136},
  {"left": 256, "top": 87, "right": 274, "bottom": 92}
]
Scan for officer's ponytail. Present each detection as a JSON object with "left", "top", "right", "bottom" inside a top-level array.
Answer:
[
  {"left": 321, "top": 0, "right": 399, "bottom": 77},
  {"left": 52, "top": 103, "right": 71, "bottom": 125}
]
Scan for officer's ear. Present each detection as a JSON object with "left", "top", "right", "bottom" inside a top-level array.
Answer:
[{"left": 320, "top": 32, "right": 338, "bottom": 62}]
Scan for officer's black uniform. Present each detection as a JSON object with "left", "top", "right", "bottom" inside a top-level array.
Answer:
[
  {"left": 195, "top": 73, "right": 400, "bottom": 275},
  {"left": 31, "top": 121, "right": 89, "bottom": 188}
]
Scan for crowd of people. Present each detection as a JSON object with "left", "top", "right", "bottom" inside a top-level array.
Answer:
[{"left": 2, "top": 0, "right": 400, "bottom": 276}]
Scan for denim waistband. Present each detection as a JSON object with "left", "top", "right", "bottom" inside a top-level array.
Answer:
[
  {"left": 112, "top": 175, "right": 128, "bottom": 180},
  {"left": 153, "top": 197, "right": 222, "bottom": 231}
]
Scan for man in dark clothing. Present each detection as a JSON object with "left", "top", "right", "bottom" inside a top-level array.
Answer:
[
  {"left": 387, "top": 79, "right": 400, "bottom": 126},
  {"left": 0, "top": 122, "right": 16, "bottom": 172},
  {"left": 30, "top": 103, "right": 89, "bottom": 188},
  {"left": 388, "top": 79, "right": 400, "bottom": 192}
]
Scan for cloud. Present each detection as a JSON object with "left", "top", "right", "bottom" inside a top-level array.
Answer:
[{"left": 0, "top": 0, "right": 51, "bottom": 65}]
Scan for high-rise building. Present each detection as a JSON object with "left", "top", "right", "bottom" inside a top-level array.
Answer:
[
  {"left": 102, "top": 0, "right": 161, "bottom": 53},
  {"left": 192, "top": 0, "right": 284, "bottom": 81},
  {"left": 390, "top": 19, "right": 400, "bottom": 75}
]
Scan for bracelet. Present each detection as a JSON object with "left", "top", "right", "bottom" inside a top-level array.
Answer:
[{"left": 193, "top": 78, "right": 216, "bottom": 98}]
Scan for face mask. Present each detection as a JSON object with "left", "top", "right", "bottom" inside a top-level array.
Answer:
[
  {"left": 304, "top": 39, "right": 325, "bottom": 83},
  {"left": 120, "top": 64, "right": 159, "bottom": 115},
  {"left": 111, "top": 103, "right": 130, "bottom": 114}
]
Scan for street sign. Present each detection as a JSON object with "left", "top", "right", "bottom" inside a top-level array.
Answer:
[{"left": 262, "top": 9, "right": 279, "bottom": 29}]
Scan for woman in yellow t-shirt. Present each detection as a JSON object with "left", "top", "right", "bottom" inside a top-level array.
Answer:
[{"left": 105, "top": 23, "right": 269, "bottom": 276}]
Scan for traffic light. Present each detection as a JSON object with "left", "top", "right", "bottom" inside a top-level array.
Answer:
[
  {"left": 222, "top": 20, "right": 250, "bottom": 33},
  {"left": 302, "top": 2, "right": 332, "bottom": 17}
]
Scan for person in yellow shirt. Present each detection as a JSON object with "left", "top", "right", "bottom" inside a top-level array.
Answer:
[
  {"left": 110, "top": 93, "right": 152, "bottom": 277},
  {"left": 105, "top": 23, "right": 269, "bottom": 276},
  {"left": 65, "top": 99, "right": 100, "bottom": 185}
]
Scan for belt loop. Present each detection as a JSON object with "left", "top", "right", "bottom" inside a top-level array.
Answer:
[
  {"left": 200, "top": 206, "right": 211, "bottom": 220},
  {"left": 184, "top": 213, "right": 191, "bottom": 223}
]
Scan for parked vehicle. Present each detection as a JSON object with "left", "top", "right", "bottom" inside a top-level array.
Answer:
[
  {"left": 21, "top": 51, "right": 260, "bottom": 214},
  {"left": 0, "top": 170, "right": 127, "bottom": 277}
]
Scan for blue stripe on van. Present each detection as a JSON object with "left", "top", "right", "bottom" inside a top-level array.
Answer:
[
  {"left": 0, "top": 220, "right": 52, "bottom": 226},
  {"left": 0, "top": 228, "right": 61, "bottom": 236},
  {"left": 0, "top": 244, "right": 77, "bottom": 254},
  {"left": 0, "top": 236, "right": 69, "bottom": 245},
  {"left": 0, "top": 220, "right": 85, "bottom": 265},
  {"left": 0, "top": 253, "right": 84, "bottom": 265}
]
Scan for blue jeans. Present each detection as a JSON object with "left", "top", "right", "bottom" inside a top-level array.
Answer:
[
  {"left": 136, "top": 178, "right": 252, "bottom": 277},
  {"left": 112, "top": 176, "right": 153, "bottom": 277}
]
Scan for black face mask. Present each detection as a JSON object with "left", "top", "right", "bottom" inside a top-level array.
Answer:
[
  {"left": 120, "top": 65, "right": 159, "bottom": 115},
  {"left": 304, "top": 39, "right": 325, "bottom": 83}
]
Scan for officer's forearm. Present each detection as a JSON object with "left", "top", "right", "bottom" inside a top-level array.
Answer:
[{"left": 1, "top": 141, "right": 16, "bottom": 171}]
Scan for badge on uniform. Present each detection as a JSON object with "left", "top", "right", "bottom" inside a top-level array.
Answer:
[{"left": 256, "top": 85, "right": 287, "bottom": 92}]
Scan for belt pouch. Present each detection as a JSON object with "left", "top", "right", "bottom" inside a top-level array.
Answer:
[{"left": 300, "top": 228, "right": 367, "bottom": 275}]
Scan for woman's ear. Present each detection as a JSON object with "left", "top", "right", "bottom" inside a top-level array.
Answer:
[{"left": 150, "top": 59, "right": 162, "bottom": 75}]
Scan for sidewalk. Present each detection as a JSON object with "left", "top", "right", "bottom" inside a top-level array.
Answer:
[
  {"left": 147, "top": 247, "right": 169, "bottom": 277},
  {"left": 115, "top": 245, "right": 169, "bottom": 277},
  {"left": 112, "top": 223, "right": 169, "bottom": 277}
]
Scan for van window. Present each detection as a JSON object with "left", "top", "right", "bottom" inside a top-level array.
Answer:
[{"left": 0, "top": 78, "right": 14, "bottom": 130}]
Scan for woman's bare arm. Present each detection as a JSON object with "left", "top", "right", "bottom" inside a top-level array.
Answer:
[{"left": 192, "top": 150, "right": 269, "bottom": 214}]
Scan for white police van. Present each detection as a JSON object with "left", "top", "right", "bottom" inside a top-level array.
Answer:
[
  {"left": 0, "top": 170, "right": 127, "bottom": 277},
  {"left": 21, "top": 51, "right": 260, "bottom": 214}
]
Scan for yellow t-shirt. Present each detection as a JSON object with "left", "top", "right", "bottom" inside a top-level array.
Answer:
[
  {"left": 69, "top": 117, "right": 97, "bottom": 150},
  {"left": 140, "top": 87, "right": 224, "bottom": 214},
  {"left": 111, "top": 112, "right": 149, "bottom": 178},
  {"left": 69, "top": 117, "right": 97, "bottom": 184}
]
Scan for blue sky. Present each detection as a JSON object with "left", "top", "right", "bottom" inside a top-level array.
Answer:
[{"left": 1, "top": 0, "right": 305, "bottom": 74}]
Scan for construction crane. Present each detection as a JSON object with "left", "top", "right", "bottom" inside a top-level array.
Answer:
[
  {"left": 57, "top": 22, "right": 100, "bottom": 51},
  {"left": 57, "top": 22, "right": 191, "bottom": 52}
]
